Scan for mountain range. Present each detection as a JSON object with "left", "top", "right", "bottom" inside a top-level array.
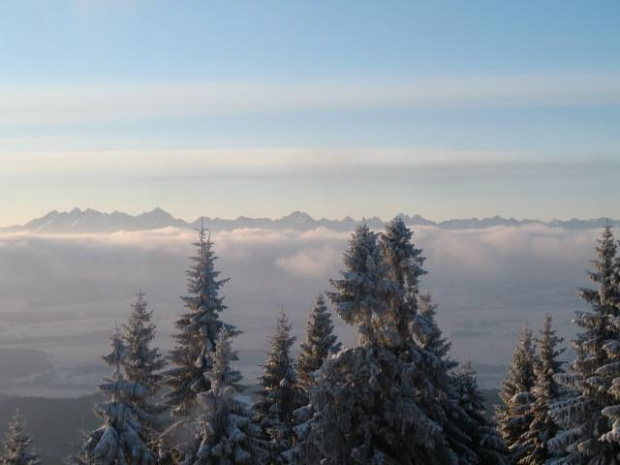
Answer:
[{"left": 0, "top": 208, "right": 617, "bottom": 234}]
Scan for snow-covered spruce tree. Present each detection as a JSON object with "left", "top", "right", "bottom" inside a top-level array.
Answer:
[
  {"left": 254, "top": 311, "right": 302, "bottom": 463},
  {"left": 82, "top": 329, "right": 155, "bottom": 465},
  {"left": 301, "top": 223, "right": 453, "bottom": 465},
  {"left": 379, "top": 216, "right": 427, "bottom": 346},
  {"left": 516, "top": 316, "right": 565, "bottom": 465},
  {"left": 382, "top": 217, "right": 478, "bottom": 464},
  {"left": 548, "top": 225, "right": 620, "bottom": 464},
  {"left": 414, "top": 292, "right": 480, "bottom": 465},
  {"left": 193, "top": 327, "right": 268, "bottom": 465},
  {"left": 496, "top": 323, "right": 537, "bottom": 464},
  {"left": 0, "top": 410, "right": 40, "bottom": 465},
  {"left": 122, "top": 291, "right": 166, "bottom": 445},
  {"left": 414, "top": 291, "right": 456, "bottom": 374},
  {"left": 328, "top": 223, "right": 395, "bottom": 346},
  {"left": 296, "top": 294, "right": 341, "bottom": 395},
  {"left": 293, "top": 296, "right": 341, "bottom": 462},
  {"left": 161, "top": 227, "right": 240, "bottom": 461},
  {"left": 453, "top": 362, "right": 509, "bottom": 465}
]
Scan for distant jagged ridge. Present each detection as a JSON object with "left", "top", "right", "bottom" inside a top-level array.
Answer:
[{"left": 0, "top": 207, "right": 617, "bottom": 233}]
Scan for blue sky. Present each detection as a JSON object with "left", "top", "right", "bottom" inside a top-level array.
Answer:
[{"left": 0, "top": 0, "right": 619, "bottom": 224}]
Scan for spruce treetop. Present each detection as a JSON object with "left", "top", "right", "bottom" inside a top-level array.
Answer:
[
  {"left": 82, "top": 327, "right": 156, "bottom": 465},
  {"left": 502, "top": 323, "right": 537, "bottom": 400},
  {"left": 255, "top": 311, "right": 302, "bottom": 463},
  {"left": 122, "top": 291, "right": 165, "bottom": 394},
  {"left": 516, "top": 316, "right": 565, "bottom": 465},
  {"left": 297, "top": 295, "right": 341, "bottom": 392},
  {"left": 193, "top": 327, "right": 268, "bottom": 465},
  {"left": 163, "top": 226, "right": 239, "bottom": 419},
  {"left": 454, "top": 361, "right": 485, "bottom": 417},
  {"left": 549, "top": 226, "right": 620, "bottom": 463},
  {"left": 1, "top": 410, "right": 40, "bottom": 465},
  {"left": 380, "top": 216, "right": 426, "bottom": 292},
  {"left": 580, "top": 225, "right": 619, "bottom": 312},
  {"left": 328, "top": 223, "right": 394, "bottom": 346},
  {"left": 256, "top": 311, "right": 298, "bottom": 421},
  {"left": 496, "top": 322, "right": 537, "bottom": 463},
  {"left": 533, "top": 316, "right": 565, "bottom": 405},
  {"left": 122, "top": 290, "right": 166, "bottom": 450},
  {"left": 380, "top": 216, "right": 427, "bottom": 346}
]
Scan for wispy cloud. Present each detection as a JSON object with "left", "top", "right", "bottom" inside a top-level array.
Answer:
[
  {"left": 0, "top": 147, "right": 617, "bottom": 183},
  {"left": 0, "top": 147, "right": 509, "bottom": 173},
  {"left": 1, "top": 74, "right": 619, "bottom": 126}
]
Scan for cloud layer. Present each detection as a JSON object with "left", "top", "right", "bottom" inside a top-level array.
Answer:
[
  {"left": 2, "top": 74, "right": 619, "bottom": 126},
  {"left": 1, "top": 147, "right": 617, "bottom": 186},
  {"left": 0, "top": 224, "right": 603, "bottom": 389}
]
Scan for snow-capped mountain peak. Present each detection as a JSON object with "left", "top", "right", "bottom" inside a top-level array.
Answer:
[{"left": 2, "top": 209, "right": 618, "bottom": 234}]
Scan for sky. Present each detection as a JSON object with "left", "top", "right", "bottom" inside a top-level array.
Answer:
[{"left": 1, "top": 0, "right": 619, "bottom": 225}]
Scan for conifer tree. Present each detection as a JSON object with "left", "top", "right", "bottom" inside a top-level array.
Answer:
[
  {"left": 327, "top": 223, "right": 394, "bottom": 346},
  {"left": 193, "top": 328, "right": 268, "bottom": 465},
  {"left": 496, "top": 323, "right": 537, "bottom": 464},
  {"left": 254, "top": 311, "right": 302, "bottom": 463},
  {"left": 82, "top": 329, "right": 155, "bottom": 465},
  {"left": 302, "top": 223, "right": 452, "bottom": 465},
  {"left": 414, "top": 292, "right": 480, "bottom": 465},
  {"left": 379, "top": 217, "right": 426, "bottom": 346},
  {"left": 453, "top": 362, "right": 509, "bottom": 465},
  {"left": 122, "top": 291, "right": 166, "bottom": 445},
  {"left": 549, "top": 225, "right": 620, "bottom": 464},
  {"left": 0, "top": 410, "right": 40, "bottom": 465},
  {"left": 516, "top": 316, "right": 565, "bottom": 465},
  {"left": 161, "top": 227, "right": 240, "bottom": 461},
  {"left": 306, "top": 340, "right": 452, "bottom": 465},
  {"left": 297, "top": 295, "right": 341, "bottom": 394},
  {"left": 293, "top": 296, "right": 341, "bottom": 462},
  {"left": 382, "top": 218, "right": 478, "bottom": 464},
  {"left": 415, "top": 292, "right": 457, "bottom": 374}
]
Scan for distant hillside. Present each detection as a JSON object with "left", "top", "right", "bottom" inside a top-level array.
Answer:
[
  {"left": 0, "top": 384, "right": 259, "bottom": 465},
  {"left": 1, "top": 208, "right": 617, "bottom": 233},
  {"left": 0, "top": 394, "right": 100, "bottom": 465}
]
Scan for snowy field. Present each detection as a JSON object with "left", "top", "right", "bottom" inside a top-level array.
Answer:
[{"left": 0, "top": 224, "right": 598, "bottom": 396}]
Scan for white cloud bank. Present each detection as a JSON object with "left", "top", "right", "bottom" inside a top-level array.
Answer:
[
  {"left": 0, "top": 224, "right": 604, "bottom": 383},
  {"left": 0, "top": 223, "right": 598, "bottom": 282},
  {"left": 276, "top": 244, "right": 343, "bottom": 278}
]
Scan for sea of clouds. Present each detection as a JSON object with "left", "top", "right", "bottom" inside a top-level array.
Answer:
[{"left": 0, "top": 224, "right": 603, "bottom": 394}]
